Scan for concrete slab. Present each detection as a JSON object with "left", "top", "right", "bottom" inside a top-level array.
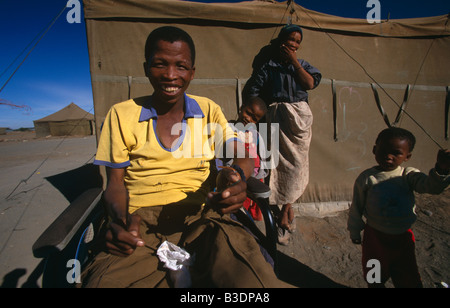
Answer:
[{"left": 292, "top": 201, "right": 350, "bottom": 218}]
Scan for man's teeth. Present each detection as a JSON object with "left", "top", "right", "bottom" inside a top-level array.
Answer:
[{"left": 163, "top": 87, "right": 179, "bottom": 93}]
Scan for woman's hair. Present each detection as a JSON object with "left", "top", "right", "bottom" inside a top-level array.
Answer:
[{"left": 277, "top": 24, "right": 303, "bottom": 43}]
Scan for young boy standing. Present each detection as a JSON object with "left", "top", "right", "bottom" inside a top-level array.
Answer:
[{"left": 347, "top": 127, "right": 449, "bottom": 288}]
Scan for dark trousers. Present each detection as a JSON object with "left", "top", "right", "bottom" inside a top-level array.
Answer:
[{"left": 362, "top": 224, "right": 423, "bottom": 288}]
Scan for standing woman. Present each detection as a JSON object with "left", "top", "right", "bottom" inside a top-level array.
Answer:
[{"left": 244, "top": 24, "right": 322, "bottom": 244}]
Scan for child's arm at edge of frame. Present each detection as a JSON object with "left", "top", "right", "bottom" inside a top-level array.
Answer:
[{"left": 435, "top": 149, "right": 450, "bottom": 176}]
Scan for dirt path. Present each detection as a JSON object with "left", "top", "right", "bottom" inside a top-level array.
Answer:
[{"left": 0, "top": 133, "right": 98, "bottom": 288}]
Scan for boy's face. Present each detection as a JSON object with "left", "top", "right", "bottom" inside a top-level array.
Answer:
[
  {"left": 147, "top": 39, "right": 195, "bottom": 105},
  {"left": 238, "top": 103, "right": 265, "bottom": 126},
  {"left": 373, "top": 137, "right": 412, "bottom": 171}
]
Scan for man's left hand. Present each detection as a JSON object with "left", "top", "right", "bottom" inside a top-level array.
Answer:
[{"left": 207, "top": 167, "right": 247, "bottom": 214}]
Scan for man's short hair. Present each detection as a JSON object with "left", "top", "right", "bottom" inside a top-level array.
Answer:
[
  {"left": 376, "top": 127, "right": 417, "bottom": 152},
  {"left": 145, "top": 26, "right": 196, "bottom": 66}
]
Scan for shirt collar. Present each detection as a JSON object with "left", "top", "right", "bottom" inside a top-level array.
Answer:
[{"left": 139, "top": 93, "right": 205, "bottom": 122}]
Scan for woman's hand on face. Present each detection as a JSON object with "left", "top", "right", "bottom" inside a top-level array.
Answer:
[{"left": 280, "top": 44, "right": 298, "bottom": 64}]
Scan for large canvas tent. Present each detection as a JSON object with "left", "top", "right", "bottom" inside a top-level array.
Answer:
[
  {"left": 83, "top": 0, "right": 449, "bottom": 208},
  {"left": 34, "top": 102, "right": 95, "bottom": 137}
]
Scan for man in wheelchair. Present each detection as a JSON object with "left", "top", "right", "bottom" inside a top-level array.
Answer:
[{"left": 79, "top": 26, "right": 289, "bottom": 288}]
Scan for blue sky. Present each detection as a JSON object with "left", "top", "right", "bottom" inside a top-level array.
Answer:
[{"left": 0, "top": 0, "right": 449, "bottom": 129}]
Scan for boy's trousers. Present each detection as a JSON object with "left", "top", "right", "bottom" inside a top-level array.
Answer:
[{"left": 362, "top": 224, "right": 423, "bottom": 288}]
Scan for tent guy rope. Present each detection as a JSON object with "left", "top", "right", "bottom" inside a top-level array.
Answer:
[
  {"left": 5, "top": 106, "right": 95, "bottom": 200},
  {"left": 0, "top": 4, "right": 67, "bottom": 94},
  {"left": 298, "top": 5, "right": 448, "bottom": 150}
]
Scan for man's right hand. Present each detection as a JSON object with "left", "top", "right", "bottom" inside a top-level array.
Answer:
[{"left": 104, "top": 214, "right": 145, "bottom": 257}]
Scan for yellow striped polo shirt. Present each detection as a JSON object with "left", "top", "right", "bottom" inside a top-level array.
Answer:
[{"left": 94, "top": 94, "right": 237, "bottom": 213}]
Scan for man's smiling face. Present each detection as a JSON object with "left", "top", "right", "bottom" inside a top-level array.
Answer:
[{"left": 147, "top": 39, "right": 195, "bottom": 106}]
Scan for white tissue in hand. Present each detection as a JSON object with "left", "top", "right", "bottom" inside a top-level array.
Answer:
[
  {"left": 157, "top": 241, "right": 193, "bottom": 270},
  {"left": 156, "top": 241, "right": 194, "bottom": 288}
]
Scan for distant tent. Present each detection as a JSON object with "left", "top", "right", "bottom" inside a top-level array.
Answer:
[{"left": 33, "top": 103, "right": 95, "bottom": 138}]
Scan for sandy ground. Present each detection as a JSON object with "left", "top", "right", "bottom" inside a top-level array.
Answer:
[
  {"left": 0, "top": 131, "right": 448, "bottom": 288},
  {"left": 276, "top": 190, "right": 450, "bottom": 288}
]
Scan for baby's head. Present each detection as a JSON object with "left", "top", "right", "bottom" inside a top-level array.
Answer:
[
  {"left": 373, "top": 127, "right": 416, "bottom": 171},
  {"left": 238, "top": 96, "right": 267, "bottom": 126}
]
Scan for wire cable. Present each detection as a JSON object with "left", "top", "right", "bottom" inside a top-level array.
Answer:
[
  {"left": 398, "top": 15, "right": 450, "bottom": 127},
  {"left": 268, "top": 0, "right": 291, "bottom": 42},
  {"left": 298, "top": 6, "right": 448, "bottom": 150},
  {"left": 5, "top": 106, "right": 95, "bottom": 200},
  {"left": 0, "top": 4, "right": 67, "bottom": 93}
]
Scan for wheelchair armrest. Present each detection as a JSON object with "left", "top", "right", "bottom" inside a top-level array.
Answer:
[
  {"left": 246, "top": 177, "right": 275, "bottom": 236},
  {"left": 32, "top": 187, "right": 103, "bottom": 258},
  {"left": 245, "top": 177, "right": 277, "bottom": 263},
  {"left": 246, "top": 176, "right": 271, "bottom": 199}
]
